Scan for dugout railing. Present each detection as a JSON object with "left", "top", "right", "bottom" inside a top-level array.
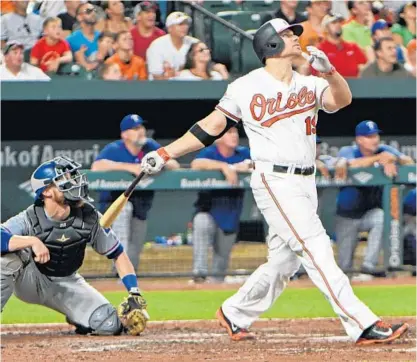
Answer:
[{"left": 80, "top": 165, "right": 416, "bottom": 279}]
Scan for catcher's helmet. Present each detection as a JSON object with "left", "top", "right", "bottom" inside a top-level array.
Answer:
[
  {"left": 31, "top": 156, "right": 93, "bottom": 204},
  {"left": 253, "top": 18, "right": 304, "bottom": 64}
]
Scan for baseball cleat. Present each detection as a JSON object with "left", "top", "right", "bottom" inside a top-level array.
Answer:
[
  {"left": 356, "top": 321, "right": 409, "bottom": 345},
  {"left": 215, "top": 307, "right": 255, "bottom": 341}
]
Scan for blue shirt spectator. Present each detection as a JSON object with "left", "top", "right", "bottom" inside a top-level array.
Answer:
[{"left": 66, "top": 29, "right": 101, "bottom": 61}]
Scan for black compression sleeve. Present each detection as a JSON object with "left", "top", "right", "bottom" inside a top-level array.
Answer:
[{"left": 189, "top": 118, "right": 237, "bottom": 146}]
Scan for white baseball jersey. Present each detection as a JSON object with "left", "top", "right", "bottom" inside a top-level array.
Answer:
[{"left": 216, "top": 68, "right": 338, "bottom": 166}]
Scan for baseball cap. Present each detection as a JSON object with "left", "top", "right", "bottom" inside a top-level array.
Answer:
[
  {"left": 322, "top": 13, "right": 344, "bottom": 28},
  {"left": 3, "top": 40, "right": 24, "bottom": 55},
  {"left": 371, "top": 19, "right": 392, "bottom": 35},
  {"left": 355, "top": 120, "right": 382, "bottom": 136},
  {"left": 134, "top": 1, "right": 157, "bottom": 17},
  {"left": 165, "top": 11, "right": 191, "bottom": 28},
  {"left": 120, "top": 114, "right": 145, "bottom": 132},
  {"left": 267, "top": 18, "right": 304, "bottom": 37}
]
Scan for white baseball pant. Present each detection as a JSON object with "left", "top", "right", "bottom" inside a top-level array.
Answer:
[{"left": 222, "top": 165, "right": 379, "bottom": 341}]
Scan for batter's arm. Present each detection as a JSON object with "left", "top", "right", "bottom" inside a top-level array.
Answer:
[
  {"left": 165, "top": 110, "right": 229, "bottom": 159},
  {"left": 321, "top": 71, "right": 352, "bottom": 112}
]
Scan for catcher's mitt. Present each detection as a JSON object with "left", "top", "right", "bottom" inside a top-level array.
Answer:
[{"left": 117, "top": 292, "right": 150, "bottom": 336}]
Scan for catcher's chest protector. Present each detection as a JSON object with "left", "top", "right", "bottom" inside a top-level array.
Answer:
[{"left": 26, "top": 204, "right": 98, "bottom": 277}]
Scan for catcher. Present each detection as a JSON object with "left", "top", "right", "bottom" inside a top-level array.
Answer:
[{"left": 1, "top": 156, "right": 148, "bottom": 336}]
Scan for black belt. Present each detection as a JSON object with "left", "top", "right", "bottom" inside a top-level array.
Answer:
[{"left": 254, "top": 164, "right": 315, "bottom": 176}]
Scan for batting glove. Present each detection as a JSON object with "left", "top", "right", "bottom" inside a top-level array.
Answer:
[
  {"left": 141, "top": 148, "right": 171, "bottom": 175},
  {"left": 302, "top": 46, "right": 335, "bottom": 74}
]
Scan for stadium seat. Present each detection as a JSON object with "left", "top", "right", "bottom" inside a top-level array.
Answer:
[
  {"left": 230, "top": 29, "right": 262, "bottom": 74},
  {"left": 202, "top": 0, "right": 242, "bottom": 13},
  {"left": 211, "top": 11, "right": 266, "bottom": 66},
  {"left": 242, "top": 0, "right": 280, "bottom": 12}
]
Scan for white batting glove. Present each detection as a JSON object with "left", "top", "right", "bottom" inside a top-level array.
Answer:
[
  {"left": 302, "top": 46, "right": 334, "bottom": 74},
  {"left": 141, "top": 148, "right": 170, "bottom": 175}
]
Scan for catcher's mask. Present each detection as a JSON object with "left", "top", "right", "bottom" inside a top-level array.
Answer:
[{"left": 31, "top": 156, "right": 93, "bottom": 205}]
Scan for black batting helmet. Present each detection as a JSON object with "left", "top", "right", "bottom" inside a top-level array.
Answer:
[{"left": 253, "top": 19, "right": 304, "bottom": 64}]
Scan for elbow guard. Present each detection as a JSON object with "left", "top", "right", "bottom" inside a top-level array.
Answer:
[{"left": 189, "top": 118, "right": 237, "bottom": 146}]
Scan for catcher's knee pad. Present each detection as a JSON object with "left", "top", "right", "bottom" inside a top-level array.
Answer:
[
  {"left": 89, "top": 303, "right": 123, "bottom": 336},
  {"left": 1, "top": 252, "right": 24, "bottom": 277}
]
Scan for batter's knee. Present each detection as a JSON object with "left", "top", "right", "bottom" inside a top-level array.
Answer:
[
  {"left": 89, "top": 303, "right": 123, "bottom": 336},
  {"left": 1, "top": 252, "right": 24, "bottom": 277}
]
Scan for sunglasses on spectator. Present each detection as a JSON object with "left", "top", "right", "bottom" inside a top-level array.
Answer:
[
  {"left": 81, "top": 7, "right": 97, "bottom": 14},
  {"left": 196, "top": 47, "right": 210, "bottom": 53}
]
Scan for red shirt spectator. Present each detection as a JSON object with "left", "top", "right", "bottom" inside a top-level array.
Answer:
[
  {"left": 315, "top": 13, "right": 367, "bottom": 78},
  {"left": 318, "top": 39, "right": 367, "bottom": 77},
  {"left": 131, "top": 1, "right": 165, "bottom": 60},
  {"left": 30, "top": 17, "right": 72, "bottom": 73}
]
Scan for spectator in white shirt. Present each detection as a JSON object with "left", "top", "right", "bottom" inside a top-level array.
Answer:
[
  {"left": 0, "top": 41, "right": 50, "bottom": 81},
  {"left": 146, "top": 11, "right": 228, "bottom": 80},
  {"left": 1, "top": 0, "right": 43, "bottom": 50},
  {"left": 175, "top": 42, "right": 225, "bottom": 81}
]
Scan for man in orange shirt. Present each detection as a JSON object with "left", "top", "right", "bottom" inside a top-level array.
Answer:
[
  {"left": 105, "top": 30, "right": 147, "bottom": 80},
  {"left": 298, "top": 0, "right": 331, "bottom": 52}
]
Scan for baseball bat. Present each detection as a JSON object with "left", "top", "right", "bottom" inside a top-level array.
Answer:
[{"left": 99, "top": 170, "right": 147, "bottom": 228}]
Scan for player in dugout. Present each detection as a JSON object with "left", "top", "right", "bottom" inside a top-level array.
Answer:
[
  {"left": 1, "top": 156, "right": 149, "bottom": 336},
  {"left": 91, "top": 114, "right": 180, "bottom": 272},
  {"left": 190, "top": 127, "right": 251, "bottom": 284},
  {"left": 335, "top": 120, "right": 414, "bottom": 279}
]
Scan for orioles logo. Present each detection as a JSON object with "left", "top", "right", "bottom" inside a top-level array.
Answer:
[{"left": 250, "top": 86, "right": 316, "bottom": 127}]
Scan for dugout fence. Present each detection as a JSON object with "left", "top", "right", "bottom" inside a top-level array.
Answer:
[{"left": 80, "top": 166, "right": 416, "bottom": 279}]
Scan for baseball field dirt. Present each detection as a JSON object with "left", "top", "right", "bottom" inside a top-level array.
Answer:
[{"left": 2, "top": 276, "right": 416, "bottom": 362}]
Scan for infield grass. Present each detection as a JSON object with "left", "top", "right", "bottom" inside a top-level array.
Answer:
[{"left": 1, "top": 285, "right": 415, "bottom": 324}]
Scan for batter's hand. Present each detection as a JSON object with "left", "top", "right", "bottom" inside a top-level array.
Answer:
[
  {"left": 31, "top": 237, "right": 50, "bottom": 264},
  {"left": 141, "top": 149, "right": 170, "bottom": 175},
  {"left": 302, "top": 46, "right": 334, "bottom": 74}
]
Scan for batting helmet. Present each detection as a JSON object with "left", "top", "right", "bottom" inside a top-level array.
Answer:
[
  {"left": 253, "top": 18, "right": 304, "bottom": 64},
  {"left": 31, "top": 156, "right": 93, "bottom": 204}
]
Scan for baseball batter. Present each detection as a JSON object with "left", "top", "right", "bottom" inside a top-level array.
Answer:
[
  {"left": 1, "top": 156, "right": 149, "bottom": 336},
  {"left": 140, "top": 19, "right": 408, "bottom": 345}
]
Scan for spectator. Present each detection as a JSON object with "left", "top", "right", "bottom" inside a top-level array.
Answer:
[
  {"left": 190, "top": 127, "right": 251, "bottom": 284},
  {"left": 66, "top": 2, "right": 101, "bottom": 71},
  {"left": 0, "top": 40, "right": 50, "bottom": 81},
  {"left": 403, "top": 188, "right": 416, "bottom": 271},
  {"left": 131, "top": 1, "right": 165, "bottom": 60},
  {"left": 371, "top": 19, "right": 405, "bottom": 64},
  {"left": 360, "top": 37, "right": 410, "bottom": 77},
  {"left": 298, "top": 0, "right": 331, "bottom": 52},
  {"left": 316, "top": 13, "right": 367, "bottom": 78},
  {"left": 270, "top": 0, "right": 307, "bottom": 25},
  {"left": 97, "top": 62, "right": 122, "bottom": 80},
  {"left": 91, "top": 114, "right": 180, "bottom": 272},
  {"left": 146, "top": 11, "right": 228, "bottom": 80},
  {"left": 38, "top": 0, "right": 66, "bottom": 18},
  {"left": 404, "top": 38, "right": 416, "bottom": 76},
  {"left": 105, "top": 30, "right": 146, "bottom": 80},
  {"left": 0, "top": 1, "right": 15, "bottom": 15},
  {"left": 391, "top": 1, "right": 416, "bottom": 47},
  {"left": 58, "top": 0, "right": 81, "bottom": 37},
  {"left": 335, "top": 120, "right": 414, "bottom": 278},
  {"left": 174, "top": 42, "right": 225, "bottom": 80},
  {"left": 331, "top": 0, "right": 350, "bottom": 20},
  {"left": 30, "top": 17, "right": 73, "bottom": 73},
  {"left": 342, "top": 0, "right": 374, "bottom": 61},
  {"left": 96, "top": 31, "right": 114, "bottom": 63},
  {"left": 96, "top": 0, "right": 133, "bottom": 37},
  {"left": 1, "top": 0, "right": 43, "bottom": 50}
]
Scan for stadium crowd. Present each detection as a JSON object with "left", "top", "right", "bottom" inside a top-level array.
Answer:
[{"left": 0, "top": 0, "right": 415, "bottom": 80}]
